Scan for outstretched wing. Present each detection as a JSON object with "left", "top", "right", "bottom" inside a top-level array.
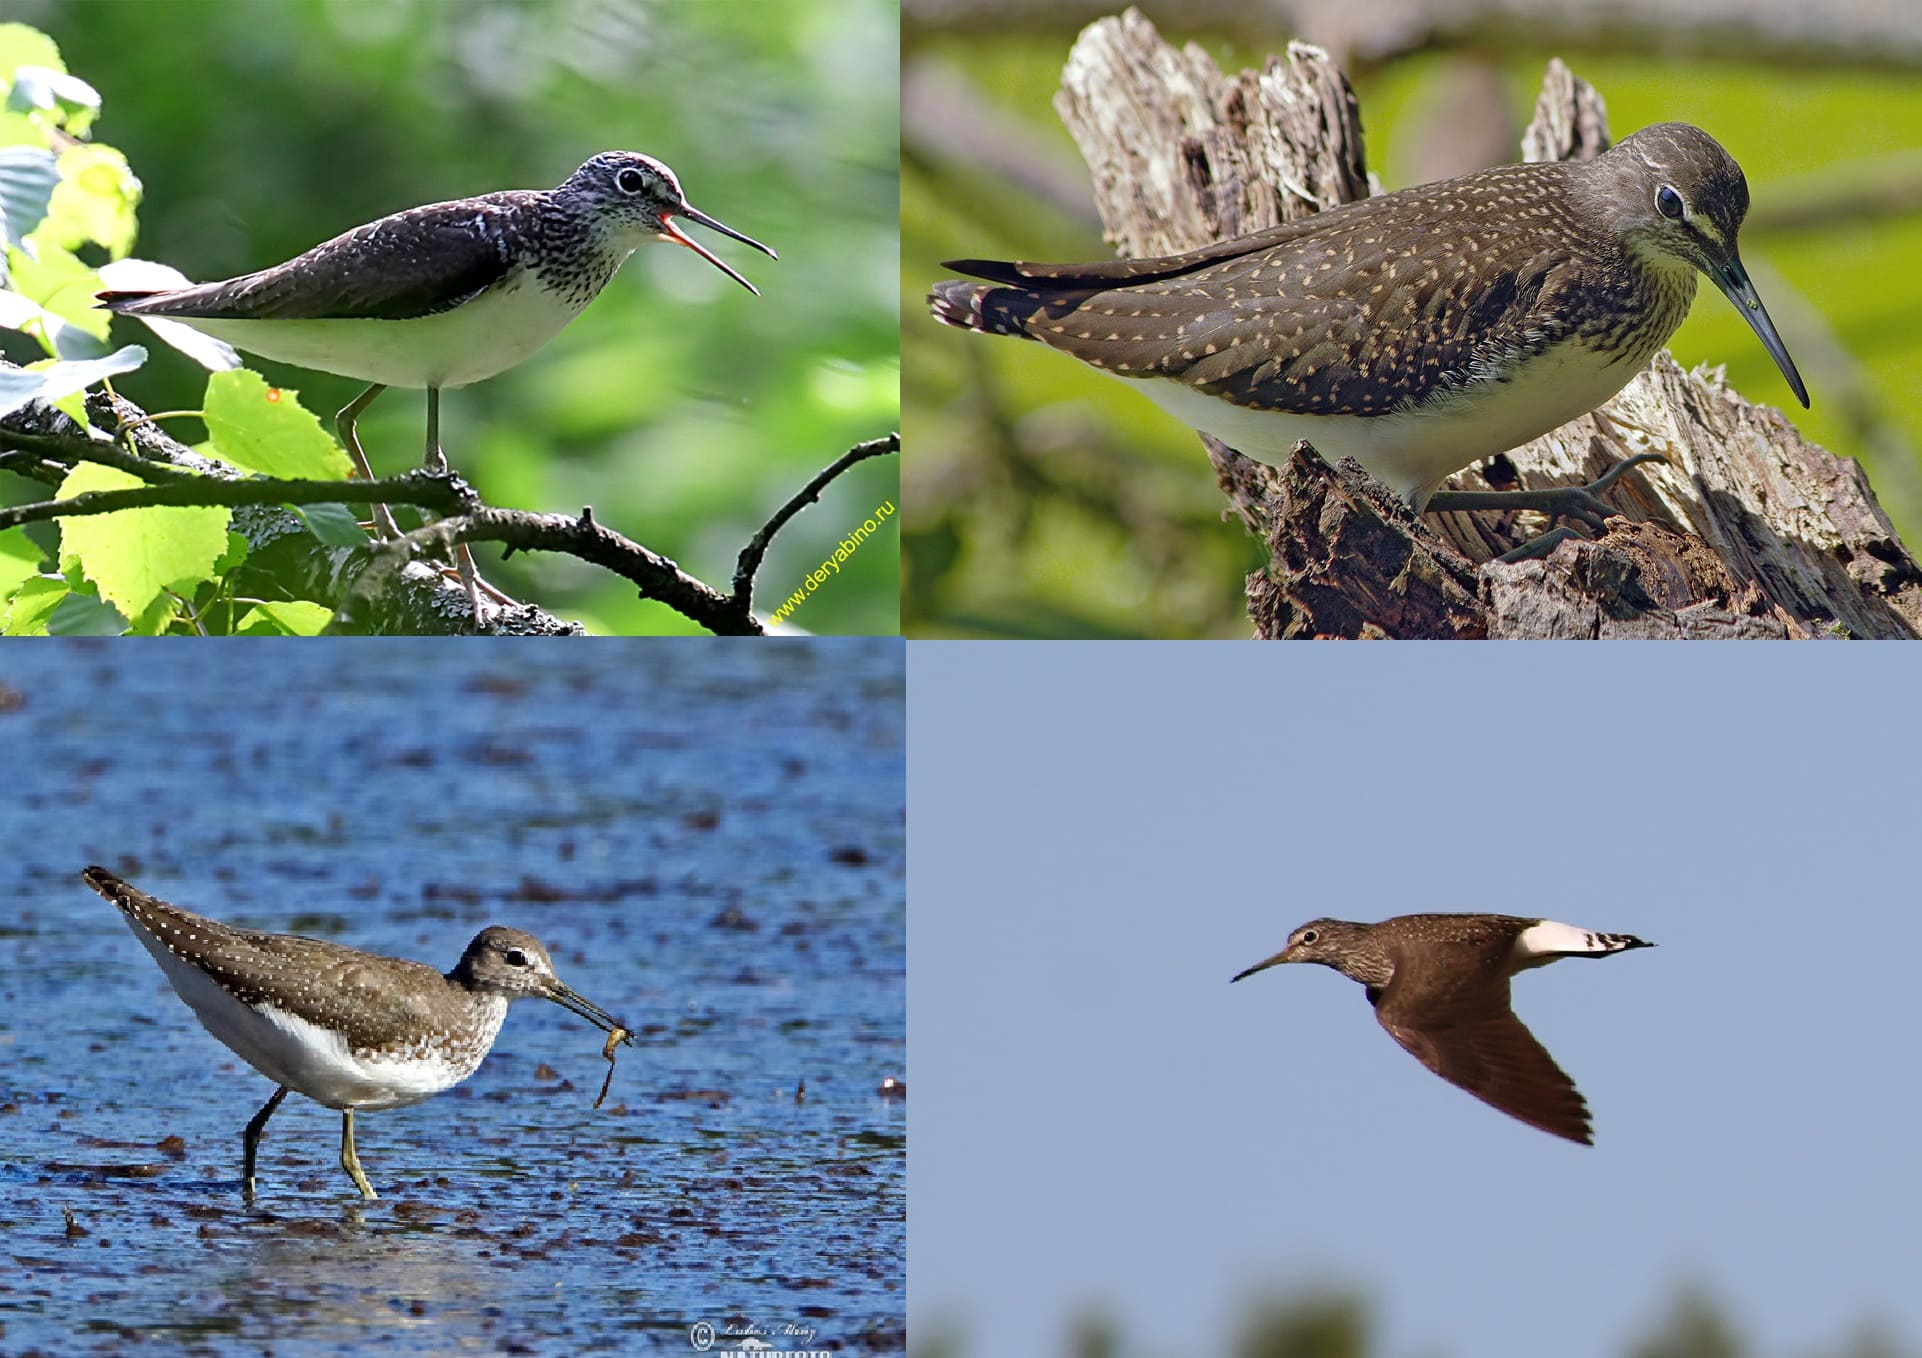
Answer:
[{"left": 1375, "top": 999, "right": 1593, "bottom": 1145}]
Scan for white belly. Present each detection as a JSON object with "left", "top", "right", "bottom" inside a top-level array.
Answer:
[
  {"left": 1127, "top": 339, "right": 1649, "bottom": 509},
  {"left": 136, "top": 933, "right": 504, "bottom": 1111},
  {"left": 169, "top": 272, "right": 592, "bottom": 389}
]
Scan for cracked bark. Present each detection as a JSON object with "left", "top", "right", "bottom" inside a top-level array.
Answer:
[{"left": 1052, "top": 8, "right": 1922, "bottom": 638}]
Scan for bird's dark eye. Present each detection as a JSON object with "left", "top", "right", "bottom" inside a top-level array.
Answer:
[
  {"left": 504, "top": 948, "right": 528, "bottom": 967},
  {"left": 616, "top": 167, "right": 647, "bottom": 194},
  {"left": 1300, "top": 929, "right": 1318, "bottom": 945},
  {"left": 1655, "top": 185, "right": 1684, "bottom": 219}
]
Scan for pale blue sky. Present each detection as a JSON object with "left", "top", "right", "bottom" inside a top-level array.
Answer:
[{"left": 910, "top": 643, "right": 1922, "bottom": 1358}]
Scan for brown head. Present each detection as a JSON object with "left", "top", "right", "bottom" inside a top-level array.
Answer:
[
  {"left": 449, "top": 927, "right": 634, "bottom": 1047},
  {"left": 1231, "top": 918, "right": 1394, "bottom": 989},
  {"left": 1578, "top": 123, "right": 1807, "bottom": 408}
]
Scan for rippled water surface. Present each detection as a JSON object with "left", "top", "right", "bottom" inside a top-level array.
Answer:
[{"left": 0, "top": 639, "right": 905, "bottom": 1355}]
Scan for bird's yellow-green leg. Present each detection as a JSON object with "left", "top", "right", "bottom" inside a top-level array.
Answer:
[{"left": 339, "top": 1108, "right": 378, "bottom": 1200}]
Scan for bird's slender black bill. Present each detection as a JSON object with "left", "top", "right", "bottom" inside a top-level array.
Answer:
[
  {"left": 1230, "top": 949, "right": 1291, "bottom": 983},
  {"left": 660, "top": 204, "right": 778, "bottom": 296},
  {"left": 1710, "top": 254, "right": 1810, "bottom": 409},
  {"left": 546, "top": 982, "right": 637, "bottom": 1047}
]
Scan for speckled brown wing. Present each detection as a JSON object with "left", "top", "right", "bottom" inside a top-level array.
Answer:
[
  {"left": 931, "top": 160, "right": 1592, "bottom": 418},
  {"left": 98, "top": 195, "right": 524, "bottom": 323},
  {"left": 84, "top": 867, "right": 451, "bottom": 1049},
  {"left": 1372, "top": 981, "right": 1594, "bottom": 1145}
]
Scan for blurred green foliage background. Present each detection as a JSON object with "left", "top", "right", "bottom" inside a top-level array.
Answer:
[
  {"left": 914, "top": 1286, "right": 1911, "bottom": 1358},
  {"left": 24, "top": 0, "right": 899, "bottom": 634},
  {"left": 903, "top": 16, "right": 1922, "bottom": 638}
]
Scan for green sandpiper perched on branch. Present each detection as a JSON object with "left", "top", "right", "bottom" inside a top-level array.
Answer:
[
  {"left": 98, "top": 150, "right": 776, "bottom": 622},
  {"left": 83, "top": 866, "right": 635, "bottom": 1200},
  {"left": 931, "top": 123, "right": 1806, "bottom": 545}
]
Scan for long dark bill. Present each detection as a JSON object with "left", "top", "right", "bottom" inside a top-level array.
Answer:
[
  {"left": 1230, "top": 949, "right": 1292, "bottom": 984},
  {"left": 546, "top": 982, "right": 636, "bottom": 1047},
  {"left": 1709, "top": 253, "right": 1810, "bottom": 409},
  {"left": 660, "top": 204, "right": 778, "bottom": 295}
]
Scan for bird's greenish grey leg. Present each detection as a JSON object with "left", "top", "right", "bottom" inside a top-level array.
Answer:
[
  {"left": 336, "top": 383, "right": 404, "bottom": 541},
  {"left": 242, "top": 1085, "right": 291, "bottom": 1200},
  {"left": 1425, "top": 453, "right": 1670, "bottom": 542},
  {"left": 339, "top": 1108, "right": 378, "bottom": 1200},
  {"left": 423, "top": 385, "right": 517, "bottom": 626},
  {"left": 423, "top": 385, "right": 448, "bottom": 475},
  {"left": 1491, "top": 525, "right": 1582, "bottom": 564}
]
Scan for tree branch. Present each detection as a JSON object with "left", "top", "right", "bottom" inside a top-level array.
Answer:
[
  {"left": 732, "top": 434, "right": 901, "bottom": 609},
  {"left": 0, "top": 466, "right": 470, "bottom": 531},
  {"left": 0, "top": 386, "right": 898, "bottom": 635}
]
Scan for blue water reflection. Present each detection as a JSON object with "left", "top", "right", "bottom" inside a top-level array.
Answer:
[{"left": 0, "top": 638, "right": 905, "bottom": 1354}]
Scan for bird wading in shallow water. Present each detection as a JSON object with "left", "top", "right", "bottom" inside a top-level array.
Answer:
[
  {"left": 931, "top": 123, "right": 1807, "bottom": 553},
  {"left": 1232, "top": 913, "right": 1653, "bottom": 1144},
  {"left": 84, "top": 867, "right": 634, "bottom": 1200},
  {"left": 99, "top": 150, "right": 776, "bottom": 625}
]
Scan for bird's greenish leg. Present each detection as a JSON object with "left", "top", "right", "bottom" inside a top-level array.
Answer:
[{"left": 340, "top": 1108, "right": 378, "bottom": 1201}]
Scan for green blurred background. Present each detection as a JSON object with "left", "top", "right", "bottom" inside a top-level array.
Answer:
[
  {"left": 25, "top": 0, "right": 899, "bottom": 635},
  {"left": 903, "top": 11, "right": 1922, "bottom": 638},
  {"left": 915, "top": 1286, "right": 1903, "bottom": 1358}
]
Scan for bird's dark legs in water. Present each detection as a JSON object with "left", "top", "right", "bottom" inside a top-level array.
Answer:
[{"left": 242, "top": 1085, "right": 290, "bottom": 1201}]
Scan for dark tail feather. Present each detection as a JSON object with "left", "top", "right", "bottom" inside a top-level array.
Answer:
[
  {"left": 95, "top": 290, "right": 164, "bottom": 312},
  {"left": 927, "top": 278, "right": 1051, "bottom": 339}
]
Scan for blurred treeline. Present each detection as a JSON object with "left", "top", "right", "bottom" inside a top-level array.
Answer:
[
  {"left": 915, "top": 1288, "right": 1915, "bottom": 1358},
  {"left": 903, "top": 3, "right": 1922, "bottom": 637},
  {"left": 22, "top": 0, "right": 900, "bottom": 634}
]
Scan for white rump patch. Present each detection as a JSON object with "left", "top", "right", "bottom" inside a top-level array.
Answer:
[{"left": 1515, "top": 919, "right": 1615, "bottom": 959}]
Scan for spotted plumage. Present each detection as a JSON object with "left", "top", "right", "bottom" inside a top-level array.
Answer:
[
  {"left": 1232, "top": 913, "right": 1653, "bottom": 1145},
  {"left": 83, "top": 866, "right": 633, "bottom": 1200},
  {"left": 932, "top": 123, "right": 1806, "bottom": 510}
]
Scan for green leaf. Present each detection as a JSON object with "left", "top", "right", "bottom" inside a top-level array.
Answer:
[
  {"left": 5, "top": 238, "right": 108, "bottom": 339},
  {"left": 0, "top": 344, "right": 144, "bottom": 420},
  {"left": 7, "top": 64, "right": 98, "bottom": 135},
  {"left": 0, "top": 527, "right": 43, "bottom": 596},
  {"left": 124, "top": 587, "right": 180, "bottom": 636},
  {"left": 2, "top": 573, "right": 68, "bottom": 634},
  {"left": 290, "top": 499, "right": 369, "bottom": 549},
  {"left": 57, "top": 461, "right": 230, "bottom": 619},
  {"left": 0, "top": 25, "right": 65, "bottom": 84},
  {"left": 0, "top": 142, "right": 57, "bottom": 248},
  {"left": 0, "top": 111, "right": 44, "bottom": 150},
  {"left": 203, "top": 368, "right": 353, "bottom": 479},
  {"left": 46, "top": 588, "right": 126, "bottom": 636},
  {"left": 48, "top": 385, "right": 85, "bottom": 423},
  {"left": 215, "top": 529, "right": 250, "bottom": 573},
  {"left": 38, "top": 143, "right": 137, "bottom": 257},
  {"left": 235, "top": 600, "right": 332, "bottom": 636}
]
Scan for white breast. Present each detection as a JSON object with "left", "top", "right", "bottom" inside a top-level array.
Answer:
[
  {"left": 1123, "top": 337, "right": 1650, "bottom": 509},
  {"left": 163, "top": 270, "right": 596, "bottom": 390}
]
